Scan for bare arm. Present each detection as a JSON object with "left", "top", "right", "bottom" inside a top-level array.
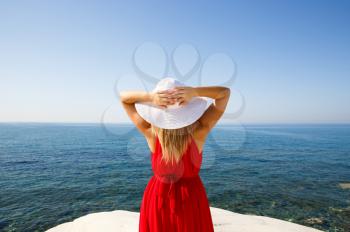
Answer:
[
  {"left": 119, "top": 90, "right": 176, "bottom": 135},
  {"left": 173, "top": 86, "right": 231, "bottom": 136},
  {"left": 120, "top": 91, "right": 153, "bottom": 104}
]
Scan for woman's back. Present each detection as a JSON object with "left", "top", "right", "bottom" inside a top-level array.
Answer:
[
  {"left": 139, "top": 134, "right": 214, "bottom": 232},
  {"left": 151, "top": 135, "right": 202, "bottom": 182}
]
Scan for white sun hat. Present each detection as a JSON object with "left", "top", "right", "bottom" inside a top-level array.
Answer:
[{"left": 135, "top": 77, "right": 212, "bottom": 129}]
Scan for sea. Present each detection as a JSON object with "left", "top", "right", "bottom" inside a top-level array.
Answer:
[{"left": 0, "top": 123, "right": 349, "bottom": 232}]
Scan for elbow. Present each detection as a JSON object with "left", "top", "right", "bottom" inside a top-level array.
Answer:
[
  {"left": 223, "top": 87, "right": 231, "bottom": 97},
  {"left": 119, "top": 91, "right": 129, "bottom": 103}
]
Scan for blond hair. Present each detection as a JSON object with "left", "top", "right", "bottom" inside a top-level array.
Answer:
[{"left": 152, "top": 122, "right": 198, "bottom": 164}]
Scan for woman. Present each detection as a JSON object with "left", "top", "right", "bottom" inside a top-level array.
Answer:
[{"left": 120, "top": 77, "right": 230, "bottom": 232}]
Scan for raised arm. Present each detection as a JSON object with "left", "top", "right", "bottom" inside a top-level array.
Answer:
[
  {"left": 173, "top": 86, "right": 230, "bottom": 136},
  {"left": 195, "top": 86, "right": 230, "bottom": 129},
  {"left": 120, "top": 90, "right": 176, "bottom": 135}
]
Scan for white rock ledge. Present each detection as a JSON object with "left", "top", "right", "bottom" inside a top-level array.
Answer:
[{"left": 47, "top": 207, "right": 323, "bottom": 232}]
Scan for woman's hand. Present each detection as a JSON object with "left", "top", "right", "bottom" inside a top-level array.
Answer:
[
  {"left": 151, "top": 90, "right": 178, "bottom": 108},
  {"left": 172, "top": 87, "right": 198, "bottom": 106}
]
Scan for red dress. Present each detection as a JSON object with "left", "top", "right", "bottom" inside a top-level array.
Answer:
[{"left": 139, "top": 136, "right": 214, "bottom": 232}]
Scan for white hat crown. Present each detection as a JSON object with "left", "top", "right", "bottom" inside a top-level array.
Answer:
[{"left": 153, "top": 77, "right": 185, "bottom": 92}]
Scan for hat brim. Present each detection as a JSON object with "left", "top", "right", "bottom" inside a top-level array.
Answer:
[{"left": 135, "top": 97, "right": 212, "bottom": 129}]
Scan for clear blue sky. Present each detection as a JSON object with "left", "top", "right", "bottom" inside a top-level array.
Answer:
[{"left": 1, "top": 0, "right": 349, "bottom": 124}]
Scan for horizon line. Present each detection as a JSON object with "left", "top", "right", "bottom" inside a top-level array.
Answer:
[{"left": 0, "top": 121, "right": 349, "bottom": 125}]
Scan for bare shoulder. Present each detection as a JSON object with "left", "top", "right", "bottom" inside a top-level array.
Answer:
[
  {"left": 192, "top": 122, "right": 210, "bottom": 153},
  {"left": 144, "top": 128, "right": 156, "bottom": 153}
]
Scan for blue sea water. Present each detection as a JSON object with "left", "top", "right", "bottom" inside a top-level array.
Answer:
[{"left": 0, "top": 123, "right": 349, "bottom": 232}]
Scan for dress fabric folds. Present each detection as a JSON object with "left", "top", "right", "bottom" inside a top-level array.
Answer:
[{"left": 139, "top": 136, "right": 214, "bottom": 232}]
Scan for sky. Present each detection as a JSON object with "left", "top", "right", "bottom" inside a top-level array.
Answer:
[{"left": 0, "top": 0, "right": 349, "bottom": 124}]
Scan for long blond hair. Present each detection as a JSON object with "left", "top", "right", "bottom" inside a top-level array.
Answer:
[{"left": 152, "top": 122, "right": 198, "bottom": 164}]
